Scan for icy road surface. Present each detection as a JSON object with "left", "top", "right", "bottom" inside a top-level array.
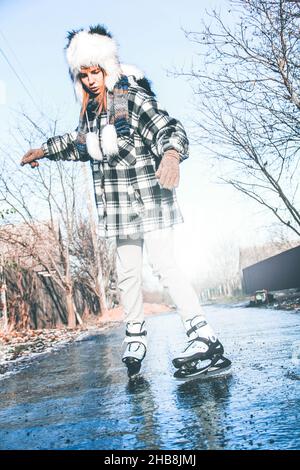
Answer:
[{"left": 0, "top": 306, "right": 299, "bottom": 450}]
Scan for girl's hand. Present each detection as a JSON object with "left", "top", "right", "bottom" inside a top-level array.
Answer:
[
  {"left": 155, "top": 150, "right": 180, "bottom": 190},
  {"left": 20, "top": 148, "right": 45, "bottom": 168}
]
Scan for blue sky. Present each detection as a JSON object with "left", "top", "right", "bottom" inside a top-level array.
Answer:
[
  {"left": 0, "top": 0, "right": 282, "bottom": 281},
  {"left": 0, "top": 0, "right": 218, "bottom": 125}
]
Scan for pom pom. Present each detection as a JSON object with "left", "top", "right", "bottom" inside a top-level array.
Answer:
[
  {"left": 101, "top": 124, "right": 119, "bottom": 157},
  {"left": 86, "top": 132, "right": 103, "bottom": 161}
]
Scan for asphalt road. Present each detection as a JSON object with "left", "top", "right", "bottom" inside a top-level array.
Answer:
[{"left": 0, "top": 305, "right": 299, "bottom": 450}]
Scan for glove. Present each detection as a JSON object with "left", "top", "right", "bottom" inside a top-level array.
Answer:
[
  {"left": 155, "top": 149, "right": 180, "bottom": 190},
  {"left": 20, "top": 148, "right": 45, "bottom": 168}
]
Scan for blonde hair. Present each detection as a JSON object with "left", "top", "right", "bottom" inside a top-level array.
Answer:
[{"left": 79, "top": 66, "right": 107, "bottom": 117}]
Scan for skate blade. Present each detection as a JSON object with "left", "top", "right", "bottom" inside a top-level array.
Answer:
[
  {"left": 174, "top": 356, "right": 232, "bottom": 381},
  {"left": 172, "top": 345, "right": 224, "bottom": 369},
  {"left": 174, "top": 364, "right": 232, "bottom": 382}
]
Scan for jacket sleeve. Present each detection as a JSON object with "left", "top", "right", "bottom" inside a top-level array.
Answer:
[
  {"left": 137, "top": 92, "right": 189, "bottom": 163},
  {"left": 41, "top": 131, "right": 90, "bottom": 162}
]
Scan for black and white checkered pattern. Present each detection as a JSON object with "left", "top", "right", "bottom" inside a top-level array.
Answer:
[{"left": 42, "top": 78, "right": 189, "bottom": 239}]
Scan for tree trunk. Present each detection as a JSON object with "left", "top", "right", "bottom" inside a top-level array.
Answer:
[
  {"left": 0, "top": 282, "right": 8, "bottom": 333},
  {"left": 16, "top": 270, "right": 30, "bottom": 329},
  {"left": 97, "top": 269, "right": 108, "bottom": 316},
  {"left": 66, "top": 285, "right": 76, "bottom": 328},
  {"left": 0, "top": 260, "right": 8, "bottom": 332}
]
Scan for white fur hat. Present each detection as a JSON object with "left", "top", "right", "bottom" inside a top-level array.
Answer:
[
  {"left": 66, "top": 25, "right": 120, "bottom": 96},
  {"left": 65, "top": 25, "right": 144, "bottom": 100}
]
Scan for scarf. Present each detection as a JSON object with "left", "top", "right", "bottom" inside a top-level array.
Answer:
[{"left": 75, "top": 75, "right": 130, "bottom": 163}]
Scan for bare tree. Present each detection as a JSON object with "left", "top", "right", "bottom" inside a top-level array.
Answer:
[
  {"left": 0, "top": 113, "right": 110, "bottom": 327},
  {"left": 192, "top": 237, "right": 242, "bottom": 299},
  {"left": 0, "top": 168, "right": 80, "bottom": 327},
  {"left": 71, "top": 217, "right": 115, "bottom": 315},
  {"left": 176, "top": 0, "right": 300, "bottom": 236}
]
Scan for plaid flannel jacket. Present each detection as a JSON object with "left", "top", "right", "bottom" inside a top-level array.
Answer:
[{"left": 42, "top": 78, "right": 189, "bottom": 238}]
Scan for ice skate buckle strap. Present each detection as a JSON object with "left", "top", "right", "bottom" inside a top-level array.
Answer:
[
  {"left": 186, "top": 320, "right": 207, "bottom": 337},
  {"left": 125, "top": 330, "right": 147, "bottom": 337}
]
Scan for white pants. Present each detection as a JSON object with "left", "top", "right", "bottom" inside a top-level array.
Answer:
[{"left": 116, "top": 227, "right": 206, "bottom": 325}]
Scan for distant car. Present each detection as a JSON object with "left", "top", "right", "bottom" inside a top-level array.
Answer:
[{"left": 250, "top": 289, "right": 274, "bottom": 306}]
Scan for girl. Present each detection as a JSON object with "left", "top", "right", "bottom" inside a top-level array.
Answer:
[{"left": 21, "top": 25, "right": 231, "bottom": 380}]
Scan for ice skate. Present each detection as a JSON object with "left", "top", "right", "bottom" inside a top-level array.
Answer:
[
  {"left": 173, "top": 315, "right": 231, "bottom": 381},
  {"left": 122, "top": 321, "right": 147, "bottom": 379}
]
